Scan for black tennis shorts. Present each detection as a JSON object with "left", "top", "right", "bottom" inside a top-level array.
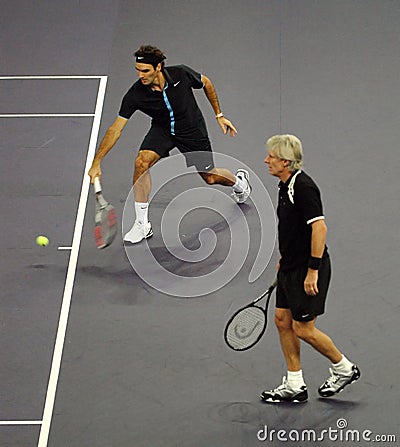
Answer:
[
  {"left": 139, "top": 126, "right": 215, "bottom": 172},
  {"left": 276, "top": 254, "right": 331, "bottom": 322}
]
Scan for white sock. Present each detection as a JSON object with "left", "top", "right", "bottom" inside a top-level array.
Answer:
[
  {"left": 332, "top": 354, "right": 353, "bottom": 375},
  {"left": 135, "top": 202, "right": 149, "bottom": 224},
  {"left": 232, "top": 176, "right": 245, "bottom": 193},
  {"left": 287, "top": 370, "right": 306, "bottom": 389}
]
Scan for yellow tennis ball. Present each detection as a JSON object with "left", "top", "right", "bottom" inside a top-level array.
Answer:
[{"left": 36, "top": 235, "right": 49, "bottom": 247}]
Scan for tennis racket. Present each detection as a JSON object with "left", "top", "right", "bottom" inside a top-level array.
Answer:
[
  {"left": 224, "top": 278, "right": 277, "bottom": 351},
  {"left": 93, "top": 177, "right": 117, "bottom": 249}
]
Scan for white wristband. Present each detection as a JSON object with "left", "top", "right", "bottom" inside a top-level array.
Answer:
[{"left": 215, "top": 112, "right": 224, "bottom": 119}]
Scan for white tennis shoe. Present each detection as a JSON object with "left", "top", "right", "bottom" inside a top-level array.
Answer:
[
  {"left": 231, "top": 169, "right": 252, "bottom": 204},
  {"left": 123, "top": 221, "right": 153, "bottom": 244},
  {"left": 260, "top": 377, "right": 308, "bottom": 403},
  {"left": 318, "top": 365, "right": 361, "bottom": 397}
]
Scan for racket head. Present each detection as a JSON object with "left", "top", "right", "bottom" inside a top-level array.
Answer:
[
  {"left": 94, "top": 199, "right": 117, "bottom": 249},
  {"left": 224, "top": 304, "right": 267, "bottom": 351}
]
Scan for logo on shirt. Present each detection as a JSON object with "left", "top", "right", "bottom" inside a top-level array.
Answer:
[{"left": 174, "top": 81, "right": 181, "bottom": 87}]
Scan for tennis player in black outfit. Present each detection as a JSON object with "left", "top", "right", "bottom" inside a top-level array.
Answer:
[
  {"left": 88, "top": 45, "right": 251, "bottom": 243},
  {"left": 261, "top": 134, "right": 360, "bottom": 403}
]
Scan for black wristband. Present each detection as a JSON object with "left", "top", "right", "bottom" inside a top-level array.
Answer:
[{"left": 308, "top": 256, "right": 322, "bottom": 270}]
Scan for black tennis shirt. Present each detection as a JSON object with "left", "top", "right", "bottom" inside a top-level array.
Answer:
[
  {"left": 277, "top": 170, "right": 327, "bottom": 271},
  {"left": 119, "top": 64, "right": 208, "bottom": 137}
]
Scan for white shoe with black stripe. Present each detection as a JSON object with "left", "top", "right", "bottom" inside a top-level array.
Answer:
[
  {"left": 231, "top": 169, "right": 252, "bottom": 204},
  {"left": 260, "top": 377, "right": 308, "bottom": 404},
  {"left": 123, "top": 220, "right": 153, "bottom": 244},
  {"left": 318, "top": 365, "right": 361, "bottom": 397}
]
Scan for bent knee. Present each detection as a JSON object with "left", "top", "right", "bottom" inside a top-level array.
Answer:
[
  {"left": 200, "top": 172, "right": 216, "bottom": 185},
  {"left": 135, "top": 152, "right": 157, "bottom": 172},
  {"left": 274, "top": 309, "right": 293, "bottom": 331},
  {"left": 292, "top": 320, "right": 316, "bottom": 341}
]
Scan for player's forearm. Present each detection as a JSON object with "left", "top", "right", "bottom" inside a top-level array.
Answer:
[
  {"left": 202, "top": 76, "right": 222, "bottom": 116},
  {"left": 93, "top": 127, "right": 122, "bottom": 163},
  {"left": 310, "top": 220, "right": 327, "bottom": 259}
]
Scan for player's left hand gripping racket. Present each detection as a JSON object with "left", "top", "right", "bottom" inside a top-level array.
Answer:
[
  {"left": 224, "top": 278, "right": 278, "bottom": 351},
  {"left": 93, "top": 177, "right": 117, "bottom": 249}
]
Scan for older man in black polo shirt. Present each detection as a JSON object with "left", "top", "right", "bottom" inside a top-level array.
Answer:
[
  {"left": 88, "top": 45, "right": 251, "bottom": 243},
  {"left": 261, "top": 134, "right": 360, "bottom": 403}
]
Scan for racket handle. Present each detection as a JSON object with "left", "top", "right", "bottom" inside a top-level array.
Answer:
[
  {"left": 253, "top": 277, "right": 278, "bottom": 303},
  {"left": 94, "top": 177, "right": 102, "bottom": 194}
]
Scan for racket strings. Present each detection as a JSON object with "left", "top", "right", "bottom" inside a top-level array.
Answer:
[
  {"left": 93, "top": 183, "right": 118, "bottom": 249},
  {"left": 103, "top": 206, "right": 117, "bottom": 228},
  {"left": 226, "top": 306, "right": 266, "bottom": 350},
  {"left": 95, "top": 204, "right": 117, "bottom": 249}
]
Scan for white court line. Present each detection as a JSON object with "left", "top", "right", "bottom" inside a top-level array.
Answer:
[
  {"left": 0, "top": 75, "right": 104, "bottom": 80},
  {"left": 36, "top": 75, "right": 108, "bottom": 447},
  {"left": 0, "top": 421, "right": 42, "bottom": 426},
  {"left": 0, "top": 76, "right": 103, "bottom": 117},
  {"left": 0, "top": 114, "right": 95, "bottom": 118},
  {"left": 57, "top": 247, "right": 72, "bottom": 251}
]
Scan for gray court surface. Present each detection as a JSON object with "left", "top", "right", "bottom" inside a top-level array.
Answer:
[{"left": 1, "top": 1, "right": 399, "bottom": 446}]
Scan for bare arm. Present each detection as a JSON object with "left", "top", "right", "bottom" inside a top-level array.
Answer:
[
  {"left": 88, "top": 116, "right": 128, "bottom": 183},
  {"left": 201, "top": 74, "right": 237, "bottom": 137},
  {"left": 304, "top": 219, "right": 327, "bottom": 295}
]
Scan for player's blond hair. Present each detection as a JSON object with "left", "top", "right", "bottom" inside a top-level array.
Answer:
[{"left": 266, "top": 134, "right": 303, "bottom": 171}]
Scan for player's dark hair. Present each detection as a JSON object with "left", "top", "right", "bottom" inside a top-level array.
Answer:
[{"left": 134, "top": 45, "right": 166, "bottom": 69}]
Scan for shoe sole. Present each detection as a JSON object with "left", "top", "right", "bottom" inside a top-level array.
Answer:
[
  {"left": 318, "top": 367, "right": 361, "bottom": 398},
  {"left": 260, "top": 389, "right": 308, "bottom": 404},
  {"left": 260, "top": 396, "right": 308, "bottom": 404}
]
